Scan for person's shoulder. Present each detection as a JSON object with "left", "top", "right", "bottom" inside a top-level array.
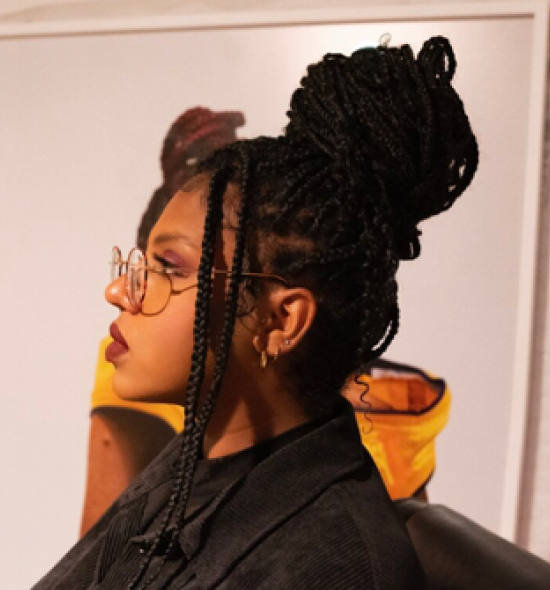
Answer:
[
  {"left": 224, "top": 469, "right": 427, "bottom": 590},
  {"left": 327, "top": 474, "right": 427, "bottom": 587},
  {"left": 302, "top": 476, "right": 427, "bottom": 589}
]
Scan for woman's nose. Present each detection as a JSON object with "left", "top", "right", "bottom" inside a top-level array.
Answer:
[{"left": 105, "top": 276, "right": 136, "bottom": 312}]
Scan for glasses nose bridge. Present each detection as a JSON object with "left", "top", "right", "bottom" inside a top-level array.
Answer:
[
  {"left": 109, "top": 247, "right": 146, "bottom": 313},
  {"left": 115, "top": 257, "right": 135, "bottom": 300}
]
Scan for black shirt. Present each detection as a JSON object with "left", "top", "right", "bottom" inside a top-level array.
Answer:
[
  {"left": 34, "top": 401, "right": 427, "bottom": 589},
  {"left": 185, "top": 417, "right": 321, "bottom": 518}
]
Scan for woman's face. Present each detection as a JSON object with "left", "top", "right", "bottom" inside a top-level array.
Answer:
[{"left": 105, "top": 182, "right": 234, "bottom": 404}]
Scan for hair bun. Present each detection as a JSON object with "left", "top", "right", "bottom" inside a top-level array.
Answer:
[{"left": 285, "top": 36, "right": 478, "bottom": 261}]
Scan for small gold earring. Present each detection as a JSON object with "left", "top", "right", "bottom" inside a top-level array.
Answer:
[
  {"left": 260, "top": 349, "right": 268, "bottom": 369},
  {"left": 273, "top": 345, "right": 281, "bottom": 363}
]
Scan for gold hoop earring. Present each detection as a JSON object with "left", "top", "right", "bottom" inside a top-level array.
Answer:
[{"left": 260, "top": 349, "right": 268, "bottom": 370}]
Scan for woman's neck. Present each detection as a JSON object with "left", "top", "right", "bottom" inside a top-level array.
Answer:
[{"left": 202, "top": 382, "right": 311, "bottom": 459}]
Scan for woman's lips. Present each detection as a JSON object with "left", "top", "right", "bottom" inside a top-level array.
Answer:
[{"left": 105, "top": 323, "right": 129, "bottom": 363}]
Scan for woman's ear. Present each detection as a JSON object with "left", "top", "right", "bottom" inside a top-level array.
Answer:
[{"left": 252, "top": 288, "right": 317, "bottom": 360}]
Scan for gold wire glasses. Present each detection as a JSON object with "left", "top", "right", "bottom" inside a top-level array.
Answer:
[{"left": 110, "top": 246, "right": 290, "bottom": 315}]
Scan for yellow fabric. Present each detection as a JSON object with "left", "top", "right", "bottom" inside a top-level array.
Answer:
[
  {"left": 350, "top": 367, "right": 451, "bottom": 500},
  {"left": 91, "top": 337, "right": 450, "bottom": 500}
]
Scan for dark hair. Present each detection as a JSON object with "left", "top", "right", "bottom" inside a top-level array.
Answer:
[
  {"left": 129, "top": 36, "right": 478, "bottom": 588},
  {"left": 135, "top": 107, "right": 245, "bottom": 250}
]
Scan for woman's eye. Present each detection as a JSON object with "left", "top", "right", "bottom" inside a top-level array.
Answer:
[
  {"left": 170, "top": 268, "right": 189, "bottom": 279},
  {"left": 152, "top": 254, "right": 189, "bottom": 278}
]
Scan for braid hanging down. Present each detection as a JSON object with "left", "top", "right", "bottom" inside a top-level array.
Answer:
[
  {"left": 131, "top": 35, "right": 478, "bottom": 587},
  {"left": 127, "top": 166, "right": 231, "bottom": 589}
]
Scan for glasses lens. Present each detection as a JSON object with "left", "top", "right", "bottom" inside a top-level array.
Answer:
[
  {"left": 142, "top": 267, "right": 172, "bottom": 315},
  {"left": 110, "top": 247, "right": 122, "bottom": 281},
  {"left": 127, "top": 249, "right": 146, "bottom": 308}
]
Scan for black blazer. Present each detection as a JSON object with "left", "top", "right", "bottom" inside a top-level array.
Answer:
[{"left": 34, "top": 402, "right": 427, "bottom": 589}]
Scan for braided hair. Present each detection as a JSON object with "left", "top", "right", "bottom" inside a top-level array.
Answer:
[{"left": 129, "top": 36, "right": 478, "bottom": 588}]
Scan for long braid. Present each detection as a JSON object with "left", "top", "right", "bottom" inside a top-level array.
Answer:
[
  {"left": 197, "top": 145, "right": 252, "bottom": 429},
  {"left": 127, "top": 169, "right": 228, "bottom": 590},
  {"left": 135, "top": 147, "right": 253, "bottom": 585}
]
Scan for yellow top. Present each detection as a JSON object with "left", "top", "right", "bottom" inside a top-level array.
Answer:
[
  {"left": 346, "top": 360, "right": 451, "bottom": 499},
  {"left": 91, "top": 337, "right": 450, "bottom": 499}
]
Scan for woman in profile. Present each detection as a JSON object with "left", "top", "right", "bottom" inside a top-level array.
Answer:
[{"left": 35, "top": 36, "right": 477, "bottom": 589}]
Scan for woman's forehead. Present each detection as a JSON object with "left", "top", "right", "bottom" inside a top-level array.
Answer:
[
  {"left": 151, "top": 188, "right": 205, "bottom": 246},
  {"left": 150, "top": 185, "right": 237, "bottom": 263}
]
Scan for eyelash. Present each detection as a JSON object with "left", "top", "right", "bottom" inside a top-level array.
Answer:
[{"left": 152, "top": 254, "right": 189, "bottom": 278}]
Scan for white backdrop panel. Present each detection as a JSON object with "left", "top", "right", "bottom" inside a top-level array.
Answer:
[{"left": 0, "top": 14, "right": 539, "bottom": 588}]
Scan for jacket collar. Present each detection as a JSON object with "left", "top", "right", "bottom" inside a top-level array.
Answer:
[{"left": 180, "top": 401, "right": 370, "bottom": 589}]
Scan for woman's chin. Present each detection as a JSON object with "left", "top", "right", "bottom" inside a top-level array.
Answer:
[
  {"left": 112, "top": 372, "right": 185, "bottom": 405},
  {"left": 112, "top": 372, "right": 155, "bottom": 403}
]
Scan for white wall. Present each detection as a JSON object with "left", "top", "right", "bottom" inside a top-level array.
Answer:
[
  {"left": 0, "top": 1, "right": 548, "bottom": 587},
  {"left": 517, "top": 57, "right": 550, "bottom": 558}
]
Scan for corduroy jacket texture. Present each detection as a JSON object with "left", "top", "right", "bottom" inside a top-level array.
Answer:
[{"left": 34, "top": 401, "right": 427, "bottom": 589}]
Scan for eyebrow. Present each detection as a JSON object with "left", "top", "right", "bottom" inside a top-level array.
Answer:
[{"left": 151, "top": 232, "right": 199, "bottom": 251}]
